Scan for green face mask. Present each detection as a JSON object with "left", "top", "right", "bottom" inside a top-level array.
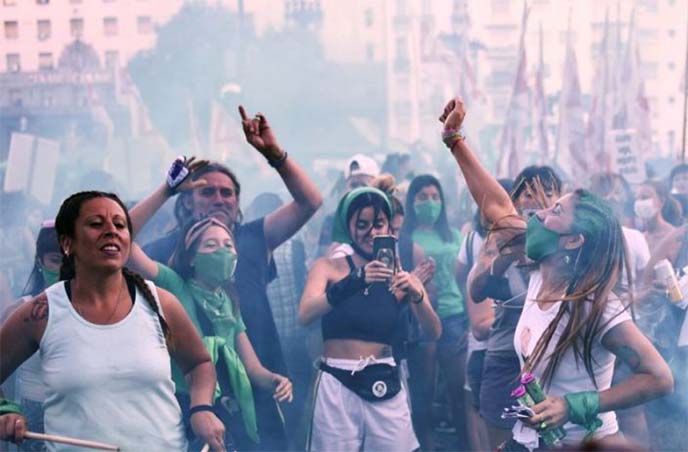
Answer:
[
  {"left": 414, "top": 200, "right": 442, "bottom": 225},
  {"left": 525, "top": 215, "right": 563, "bottom": 262},
  {"left": 41, "top": 266, "right": 60, "bottom": 287},
  {"left": 192, "top": 248, "right": 238, "bottom": 288}
]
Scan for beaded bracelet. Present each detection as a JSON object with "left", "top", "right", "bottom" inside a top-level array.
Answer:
[{"left": 441, "top": 128, "right": 466, "bottom": 148}]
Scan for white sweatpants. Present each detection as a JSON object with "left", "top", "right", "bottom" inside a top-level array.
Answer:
[{"left": 308, "top": 357, "right": 419, "bottom": 452}]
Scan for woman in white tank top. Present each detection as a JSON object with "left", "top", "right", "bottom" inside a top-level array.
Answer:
[{"left": 0, "top": 191, "right": 226, "bottom": 452}]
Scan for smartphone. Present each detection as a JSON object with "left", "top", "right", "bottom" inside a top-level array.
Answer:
[{"left": 373, "top": 235, "right": 397, "bottom": 273}]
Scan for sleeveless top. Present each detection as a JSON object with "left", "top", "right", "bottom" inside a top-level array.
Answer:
[
  {"left": 40, "top": 281, "right": 187, "bottom": 451},
  {"left": 322, "top": 256, "right": 403, "bottom": 345}
]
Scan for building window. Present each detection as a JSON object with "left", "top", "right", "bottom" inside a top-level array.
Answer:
[
  {"left": 70, "top": 0, "right": 82, "bottom": 3},
  {"left": 39, "top": 52, "right": 53, "bottom": 70},
  {"left": 366, "top": 43, "right": 375, "bottom": 61},
  {"left": 105, "top": 50, "right": 119, "bottom": 69},
  {"left": 137, "top": 16, "right": 153, "bottom": 34},
  {"left": 103, "top": 17, "right": 118, "bottom": 36},
  {"left": 36, "top": 0, "right": 49, "bottom": 4},
  {"left": 3, "top": 0, "right": 17, "bottom": 5},
  {"left": 37, "top": 20, "right": 51, "bottom": 40},
  {"left": 364, "top": 8, "right": 374, "bottom": 27},
  {"left": 4, "top": 21, "right": 18, "bottom": 39},
  {"left": 70, "top": 18, "right": 84, "bottom": 37},
  {"left": 6, "top": 53, "right": 21, "bottom": 72}
]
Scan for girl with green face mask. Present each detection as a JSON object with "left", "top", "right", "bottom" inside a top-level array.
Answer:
[
  {"left": 400, "top": 175, "right": 470, "bottom": 451},
  {"left": 440, "top": 96, "right": 673, "bottom": 449},
  {"left": 128, "top": 212, "right": 294, "bottom": 450}
]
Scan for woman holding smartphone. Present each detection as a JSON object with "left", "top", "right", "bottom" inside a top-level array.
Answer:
[{"left": 299, "top": 187, "right": 440, "bottom": 451}]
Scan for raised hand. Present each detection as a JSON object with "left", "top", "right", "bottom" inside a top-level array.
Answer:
[
  {"left": 438, "top": 97, "right": 466, "bottom": 131},
  {"left": 390, "top": 271, "right": 425, "bottom": 304},
  {"left": 168, "top": 156, "right": 209, "bottom": 193},
  {"left": 238, "top": 105, "right": 284, "bottom": 161},
  {"left": 364, "top": 261, "right": 394, "bottom": 284},
  {"left": 412, "top": 257, "right": 436, "bottom": 285}
]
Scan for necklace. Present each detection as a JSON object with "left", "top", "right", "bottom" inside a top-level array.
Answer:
[{"left": 73, "top": 277, "right": 126, "bottom": 323}]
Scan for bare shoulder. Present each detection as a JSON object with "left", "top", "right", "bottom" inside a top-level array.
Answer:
[
  {"left": 154, "top": 286, "right": 183, "bottom": 312},
  {"left": 310, "top": 256, "right": 351, "bottom": 281}
]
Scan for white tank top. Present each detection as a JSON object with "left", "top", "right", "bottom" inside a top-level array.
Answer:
[{"left": 40, "top": 281, "right": 187, "bottom": 451}]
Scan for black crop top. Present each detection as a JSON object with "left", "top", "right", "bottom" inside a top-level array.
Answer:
[{"left": 321, "top": 256, "right": 402, "bottom": 345}]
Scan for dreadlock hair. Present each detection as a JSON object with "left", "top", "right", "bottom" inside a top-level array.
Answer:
[
  {"left": 173, "top": 162, "right": 242, "bottom": 226},
  {"left": 523, "top": 189, "right": 631, "bottom": 388},
  {"left": 511, "top": 165, "right": 562, "bottom": 201},
  {"left": 55, "top": 191, "right": 171, "bottom": 343},
  {"left": 169, "top": 217, "right": 241, "bottom": 315},
  {"left": 402, "top": 174, "right": 453, "bottom": 243}
]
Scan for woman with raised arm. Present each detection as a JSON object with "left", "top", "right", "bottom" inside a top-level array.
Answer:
[
  {"left": 0, "top": 191, "right": 225, "bottom": 451},
  {"left": 440, "top": 98, "right": 673, "bottom": 449},
  {"left": 127, "top": 158, "right": 293, "bottom": 451},
  {"left": 299, "top": 187, "right": 440, "bottom": 451}
]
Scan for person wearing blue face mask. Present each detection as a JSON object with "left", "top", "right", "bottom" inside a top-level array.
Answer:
[
  {"left": 128, "top": 160, "right": 293, "bottom": 452},
  {"left": 441, "top": 96, "right": 673, "bottom": 450},
  {"left": 0, "top": 221, "right": 61, "bottom": 451}
]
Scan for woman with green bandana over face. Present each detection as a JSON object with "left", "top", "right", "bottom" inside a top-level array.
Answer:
[
  {"left": 127, "top": 160, "right": 293, "bottom": 452},
  {"left": 0, "top": 221, "right": 61, "bottom": 451},
  {"left": 440, "top": 97, "right": 673, "bottom": 450},
  {"left": 399, "top": 174, "right": 469, "bottom": 451}
]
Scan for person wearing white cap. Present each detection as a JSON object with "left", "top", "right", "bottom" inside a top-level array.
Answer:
[{"left": 344, "top": 154, "right": 380, "bottom": 190}]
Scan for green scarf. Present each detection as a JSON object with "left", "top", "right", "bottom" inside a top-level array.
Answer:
[
  {"left": 331, "top": 187, "right": 393, "bottom": 244},
  {"left": 187, "top": 281, "right": 259, "bottom": 443}
]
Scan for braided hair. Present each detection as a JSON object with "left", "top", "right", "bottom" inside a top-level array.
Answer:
[{"left": 55, "top": 191, "right": 171, "bottom": 343}]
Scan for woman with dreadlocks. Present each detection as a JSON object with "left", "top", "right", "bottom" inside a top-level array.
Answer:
[{"left": 440, "top": 97, "right": 673, "bottom": 449}]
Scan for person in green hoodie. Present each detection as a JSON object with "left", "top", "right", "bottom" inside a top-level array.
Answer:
[
  {"left": 127, "top": 160, "right": 293, "bottom": 451},
  {"left": 400, "top": 174, "right": 468, "bottom": 451}
]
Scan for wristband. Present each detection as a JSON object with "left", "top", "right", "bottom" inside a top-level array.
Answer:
[
  {"left": 0, "top": 399, "right": 22, "bottom": 416},
  {"left": 326, "top": 267, "right": 366, "bottom": 307},
  {"left": 564, "top": 391, "right": 602, "bottom": 437},
  {"left": 268, "top": 152, "right": 288, "bottom": 169},
  {"left": 166, "top": 156, "right": 191, "bottom": 191},
  {"left": 188, "top": 404, "right": 215, "bottom": 417},
  {"left": 411, "top": 291, "right": 424, "bottom": 305},
  {"left": 441, "top": 128, "right": 465, "bottom": 148}
]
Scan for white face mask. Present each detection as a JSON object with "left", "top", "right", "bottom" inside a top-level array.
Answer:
[{"left": 634, "top": 198, "right": 658, "bottom": 220}]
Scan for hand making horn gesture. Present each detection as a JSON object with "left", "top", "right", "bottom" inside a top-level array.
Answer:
[{"left": 238, "top": 105, "right": 285, "bottom": 163}]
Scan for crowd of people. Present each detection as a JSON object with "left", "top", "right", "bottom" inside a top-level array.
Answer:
[{"left": 0, "top": 98, "right": 687, "bottom": 451}]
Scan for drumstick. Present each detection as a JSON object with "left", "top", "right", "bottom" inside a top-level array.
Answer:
[
  {"left": 24, "top": 431, "right": 120, "bottom": 451},
  {"left": 200, "top": 444, "right": 210, "bottom": 452}
]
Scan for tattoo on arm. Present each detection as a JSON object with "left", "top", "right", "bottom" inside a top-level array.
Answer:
[
  {"left": 23, "top": 293, "right": 48, "bottom": 323},
  {"left": 615, "top": 345, "right": 641, "bottom": 372}
]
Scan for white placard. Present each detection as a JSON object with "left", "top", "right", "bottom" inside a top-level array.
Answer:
[
  {"left": 608, "top": 129, "right": 644, "bottom": 185},
  {"left": 3, "top": 132, "right": 59, "bottom": 204}
]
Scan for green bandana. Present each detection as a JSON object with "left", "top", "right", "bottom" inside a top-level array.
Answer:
[
  {"left": 331, "top": 187, "right": 393, "bottom": 244},
  {"left": 414, "top": 201, "right": 442, "bottom": 225},
  {"left": 525, "top": 215, "right": 562, "bottom": 262},
  {"left": 564, "top": 391, "right": 603, "bottom": 438},
  {"left": 187, "top": 281, "right": 258, "bottom": 443},
  {"left": 0, "top": 399, "right": 22, "bottom": 416},
  {"left": 192, "top": 249, "right": 238, "bottom": 289},
  {"left": 41, "top": 266, "right": 60, "bottom": 287}
]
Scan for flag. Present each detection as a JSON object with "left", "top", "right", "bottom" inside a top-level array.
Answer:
[
  {"left": 555, "top": 17, "right": 586, "bottom": 179},
  {"left": 585, "top": 9, "right": 611, "bottom": 169},
  {"left": 496, "top": 3, "right": 530, "bottom": 178},
  {"left": 533, "top": 22, "right": 549, "bottom": 163},
  {"left": 116, "top": 68, "right": 154, "bottom": 137}
]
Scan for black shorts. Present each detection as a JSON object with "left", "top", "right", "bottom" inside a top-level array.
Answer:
[
  {"left": 466, "top": 349, "right": 486, "bottom": 408},
  {"left": 479, "top": 350, "right": 522, "bottom": 429}
]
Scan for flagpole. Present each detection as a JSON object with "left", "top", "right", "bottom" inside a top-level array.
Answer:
[{"left": 682, "top": 2, "right": 688, "bottom": 162}]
